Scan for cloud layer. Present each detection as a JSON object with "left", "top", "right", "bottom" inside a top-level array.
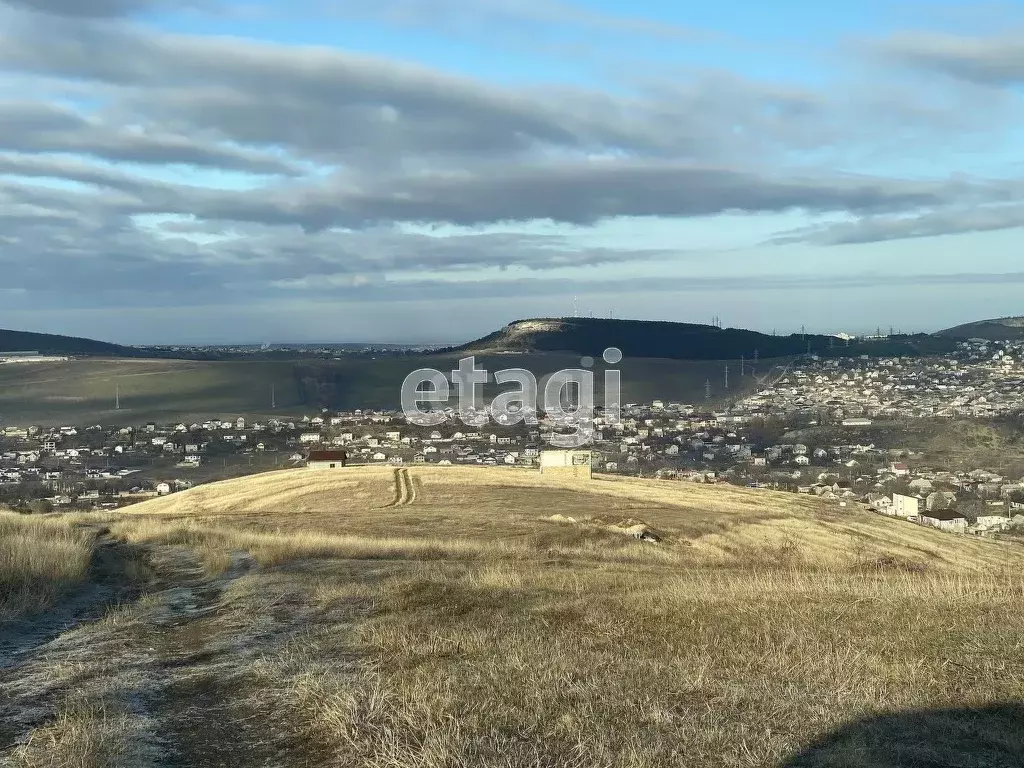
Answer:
[{"left": 0, "top": 0, "right": 1023, "bottom": 338}]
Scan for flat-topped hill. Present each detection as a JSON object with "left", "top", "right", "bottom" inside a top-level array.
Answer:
[{"left": 445, "top": 317, "right": 956, "bottom": 360}]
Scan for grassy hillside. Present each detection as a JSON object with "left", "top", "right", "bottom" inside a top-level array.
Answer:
[
  {"left": 450, "top": 317, "right": 958, "bottom": 360},
  {"left": 0, "top": 354, "right": 771, "bottom": 424},
  {"left": 3, "top": 468, "right": 1020, "bottom": 767},
  {"left": 937, "top": 316, "right": 1024, "bottom": 341},
  {"left": 0, "top": 329, "right": 137, "bottom": 357}
]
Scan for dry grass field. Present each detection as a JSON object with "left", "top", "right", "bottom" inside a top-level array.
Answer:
[
  {"left": 0, "top": 354, "right": 770, "bottom": 424},
  {"left": 3, "top": 468, "right": 1024, "bottom": 768},
  {"left": 0, "top": 513, "right": 96, "bottom": 622}
]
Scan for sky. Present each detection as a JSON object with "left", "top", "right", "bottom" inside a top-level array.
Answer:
[{"left": 3, "top": 0, "right": 1024, "bottom": 344}]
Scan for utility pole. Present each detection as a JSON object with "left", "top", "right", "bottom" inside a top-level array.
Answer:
[
  {"left": 724, "top": 366, "right": 729, "bottom": 390},
  {"left": 271, "top": 383, "right": 276, "bottom": 410},
  {"left": 740, "top": 355, "right": 745, "bottom": 376},
  {"left": 573, "top": 296, "right": 579, "bottom": 318},
  {"left": 115, "top": 381, "right": 120, "bottom": 411}
]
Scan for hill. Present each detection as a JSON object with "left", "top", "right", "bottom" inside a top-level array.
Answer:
[
  {"left": 0, "top": 328, "right": 137, "bottom": 357},
  {"left": 447, "top": 317, "right": 957, "bottom": 360},
  {"left": 3, "top": 466, "right": 1023, "bottom": 767},
  {"left": 936, "top": 316, "right": 1024, "bottom": 341}
]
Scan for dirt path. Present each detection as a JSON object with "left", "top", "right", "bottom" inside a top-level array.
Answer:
[{"left": 0, "top": 540, "right": 355, "bottom": 768}]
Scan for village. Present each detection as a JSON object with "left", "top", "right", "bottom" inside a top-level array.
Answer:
[{"left": 3, "top": 339, "right": 1024, "bottom": 540}]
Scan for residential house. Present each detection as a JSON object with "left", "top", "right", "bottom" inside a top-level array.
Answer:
[
  {"left": 891, "top": 493, "right": 920, "bottom": 519},
  {"left": 919, "top": 509, "right": 968, "bottom": 533}
]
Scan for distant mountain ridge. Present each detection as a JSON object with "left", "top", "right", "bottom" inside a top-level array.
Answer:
[
  {"left": 445, "top": 318, "right": 954, "bottom": 361},
  {"left": 936, "top": 316, "right": 1024, "bottom": 341},
  {"left": 0, "top": 329, "right": 137, "bottom": 357}
]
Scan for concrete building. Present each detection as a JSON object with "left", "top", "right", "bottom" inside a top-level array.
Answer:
[
  {"left": 539, "top": 450, "right": 593, "bottom": 480},
  {"left": 891, "top": 493, "right": 920, "bottom": 519}
]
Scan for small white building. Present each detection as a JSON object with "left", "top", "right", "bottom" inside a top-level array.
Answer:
[
  {"left": 919, "top": 509, "right": 968, "bottom": 534},
  {"left": 539, "top": 450, "right": 593, "bottom": 480},
  {"left": 307, "top": 450, "right": 348, "bottom": 470}
]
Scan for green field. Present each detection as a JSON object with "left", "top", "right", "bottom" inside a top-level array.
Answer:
[{"left": 0, "top": 354, "right": 779, "bottom": 425}]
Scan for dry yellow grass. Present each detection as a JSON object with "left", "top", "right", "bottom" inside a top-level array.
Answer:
[
  {"left": 124, "top": 466, "right": 1024, "bottom": 573},
  {"left": 0, "top": 512, "right": 96, "bottom": 621},
  {"left": 7, "top": 467, "right": 1024, "bottom": 767}
]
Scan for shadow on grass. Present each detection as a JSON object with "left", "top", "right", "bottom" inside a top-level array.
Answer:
[
  {"left": 782, "top": 703, "right": 1024, "bottom": 768},
  {"left": 0, "top": 533, "right": 150, "bottom": 671}
]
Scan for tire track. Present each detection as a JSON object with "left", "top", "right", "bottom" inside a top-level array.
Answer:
[{"left": 385, "top": 468, "right": 415, "bottom": 507}]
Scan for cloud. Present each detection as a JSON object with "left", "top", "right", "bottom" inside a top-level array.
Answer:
[
  {"left": 772, "top": 204, "right": 1024, "bottom": 245},
  {"left": 0, "top": 17, "right": 985, "bottom": 169},
  {"left": 0, "top": 0, "right": 208, "bottom": 17},
  {"left": 875, "top": 32, "right": 1024, "bottom": 85},
  {"left": 194, "top": 162, "right": 985, "bottom": 231},
  {"left": 315, "top": 0, "right": 709, "bottom": 45},
  {"left": 0, "top": 101, "right": 300, "bottom": 174},
  {"left": 0, "top": 8, "right": 1023, "bottom": 336}
]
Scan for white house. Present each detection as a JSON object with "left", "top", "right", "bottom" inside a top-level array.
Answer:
[
  {"left": 307, "top": 450, "right": 348, "bottom": 469},
  {"left": 869, "top": 494, "right": 893, "bottom": 513},
  {"left": 919, "top": 509, "right": 968, "bottom": 533},
  {"left": 974, "top": 513, "right": 1009, "bottom": 530},
  {"left": 155, "top": 482, "right": 172, "bottom": 496},
  {"left": 299, "top": 432, "right": 322, "bottom": 444},
  {"left": 891, "top": 493, "right": 920, "bottom": 519}
]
